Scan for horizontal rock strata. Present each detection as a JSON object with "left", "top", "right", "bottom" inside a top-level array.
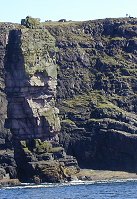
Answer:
[{"left": 1, "top": 17, "right": 137, "bottom": 183}]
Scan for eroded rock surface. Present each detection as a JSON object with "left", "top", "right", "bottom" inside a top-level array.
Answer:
[
  {"left": 5, "top": 29, "right": 60, "bottom": 140},
  {"left": 2, "top": 24, "right": 78, "bottom": 183},
  {"left": 1, "top": 17, "right": 137, "bottom": 183}
]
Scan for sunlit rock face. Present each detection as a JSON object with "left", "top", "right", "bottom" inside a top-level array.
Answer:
[{"left": 5, "top": 29, "right": 60, "bottom": 140}]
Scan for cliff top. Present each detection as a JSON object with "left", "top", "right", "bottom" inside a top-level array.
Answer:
[{"left": 1, "top": 16, "right": 137, "bottom": 29}]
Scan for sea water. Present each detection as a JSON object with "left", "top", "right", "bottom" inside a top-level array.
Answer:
[{"left": 1, "top": 180, "right": 137, "bottom": 199}]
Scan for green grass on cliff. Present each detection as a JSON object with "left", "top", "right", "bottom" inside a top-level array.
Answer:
[
  {"left": 110, "top": 37, "right": 126, "bottom": 41},
  {"left": 59, "top": 91, "right": 137, "bottom": 123},
  {"left": 61, "top": 91, "right": 110, "bottom": 108}
]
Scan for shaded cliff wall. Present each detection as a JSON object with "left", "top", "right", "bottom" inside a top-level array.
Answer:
[
  {"left": 0, "top": 24, "right": 12, "bottom": 149},
  {"left": 0, "top": 23, "right": 20, "bottom": 180}
]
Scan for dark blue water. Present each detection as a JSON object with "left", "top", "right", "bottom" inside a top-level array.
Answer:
[{"left": 1, "top": 180, "right": 137, "bottom": 199}]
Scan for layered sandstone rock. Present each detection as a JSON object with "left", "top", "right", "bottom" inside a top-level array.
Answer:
[
  {"left": 1, "top": 17, "right": 137, "bottom": 183},
  {"left": 2, "top": 25, "right": 78, "bottom": 183},
  {"left": 5, "top": 28, "right": 60, "bottom": 140}
]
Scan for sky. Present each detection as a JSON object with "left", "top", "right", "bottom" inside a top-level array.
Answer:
[{"left": 0, "top": 0, "right": 136, "bottom": 23}]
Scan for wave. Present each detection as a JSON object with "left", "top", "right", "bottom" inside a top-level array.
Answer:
[{"left": 2, "top": 178, "right": 137, "bottom": 190}]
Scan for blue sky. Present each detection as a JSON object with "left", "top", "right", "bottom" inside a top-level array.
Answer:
[{"left": 0, "top": 0, "right": 136, "bottom": 23}]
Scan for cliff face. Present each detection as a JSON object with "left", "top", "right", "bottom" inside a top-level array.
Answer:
[
  {"left": 0, "top": 24, "right": 15, "bottom": 149},
  {"left": 0, "top": 23, "right": 19, "bottom": 181},
  {"left": 0, "top": 17, "right": 137, "bottom": 183},
  {"left": 46, "top": 18, "right": 137, "bottom": 171},
  {"left": 0, "top": 24, "right": 78, "bottom": 183}
]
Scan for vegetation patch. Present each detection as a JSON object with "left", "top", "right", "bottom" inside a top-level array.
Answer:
[
  {"left": 20, "top": 29, "right": 58, "bottom": 77},
  {"left": 61, "top": 119, "right": 76, "bottom": 126}
]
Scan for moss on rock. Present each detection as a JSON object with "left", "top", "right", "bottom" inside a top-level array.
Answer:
[
  {"left": 20, "top": 28, "right": 58, "bottom": 77},
  {"left": 36, "top": 141, "right": 52, "bottom": 154}
]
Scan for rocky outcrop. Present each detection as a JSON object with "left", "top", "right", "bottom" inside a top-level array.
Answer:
[
  {"left": 13, "top": 139, "right": 78, "bottom": 183},
  {"left": 1, "top": 17, "right": 137, "bottom": 183},
  {"left": 0, "top": 23, "right": 79, "bottom": 183}
]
